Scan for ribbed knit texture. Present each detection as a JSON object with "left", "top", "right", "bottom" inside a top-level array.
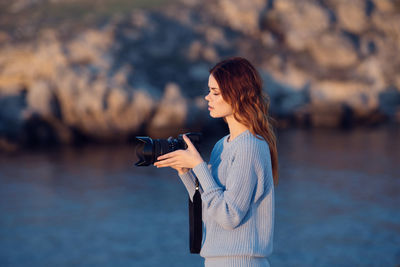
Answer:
[
  {"left": 179, "top": 130, "right": 274, "bottom": 261},
  {"left": 204, "top": 256, "right": 270, "bottom": 267}
]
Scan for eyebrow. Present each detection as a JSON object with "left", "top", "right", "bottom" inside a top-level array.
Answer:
[{"left": 208, "top": 86, "right": 219, "bottom": 91}]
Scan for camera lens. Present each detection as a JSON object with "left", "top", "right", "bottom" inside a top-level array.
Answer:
[{"left": 134, "top": 133, "right": 202, "bottom": 166}]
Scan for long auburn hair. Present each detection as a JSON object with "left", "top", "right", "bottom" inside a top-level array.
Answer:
[{"left": 210, "top": 57, "right": 279, "bottom": 185}]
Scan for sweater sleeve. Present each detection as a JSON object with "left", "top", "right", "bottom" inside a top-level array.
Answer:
[
  {"left": 178, "top": 169, "right": 204, "bottom": 201},
  {"left": 192, "top": 140, "right": 263, "bottom": 230},
  {"left": 177, "top": 138, "right": 223, "bottom": 201}
]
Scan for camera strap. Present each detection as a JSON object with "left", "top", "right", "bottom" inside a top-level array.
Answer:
[{"left": 189, "top": 177, "right": 202, "bottom": 254}]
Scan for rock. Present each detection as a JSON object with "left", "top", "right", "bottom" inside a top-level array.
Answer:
[
  {"left": 0, "top": 30, "right": 66, "bottom": 90},
  {"left": 2, "top": 0, "right": 400, "bottom": 148},
  {"left": 359, "top": 32, "right": 380, "bottom": 56},
  {"left": 111, "top": 65, "right": 131, "bottom": 87},
  {"left": 355, "top": 57, "right": 386, "bottom": 90},
  {"left": 107, "top": 88, "right": 156, "bottom": 137},
  {"left": 186, "top": 41, "right": 218, "bottom": 62},
  {"left": 20, "top": 114, "right": 60, "bottom": 147},
  {"left": 308, "top": 102, "right": 346, "bottom": 128},
  {"left": 9, "top": 0, "right": 45, "bottom": 13},
  {"left": 262, "top": 72, "right": 310, "bottom": 118},
  {"left": 373, "top": 0, "right": 394, "bottom": 13},
  {"left": 52, "top": 68, "right": 82, "bottom": 127},
  {"left": 310, "top": 80, "right": 381, "bottom": 125},
  {"left": 0, "top": 90, "right": 26, "bottom": 143},
  {"left": 370, "top": 9, "right": 400, "bottom": 83},
  {"left": 395, "top": 76, "right": 400, "bottom": 92},
  {"left": 66, "top": 28, "right": 114, "bottom": 68},
  {"left": 378, "top": 87, "right": 400, "bottom": 118},
  {"left": 262, "top": 62, "right": 312, "bottom": 90},
  {"left": 148, "top": 83, "right": 188, "bottom": 138},
  {"left": 185, "top": 95, "right": 209, "bottom": 133},
  {"left": 204, "top": 26, "right": 228, "bottom": 46},
  {"left": 336, "top": 0, "right": 368, "bottom": 33},
  {"left": 263, "top": 0, "right": 330, "bottom": 51},
  {"left": 75, "top": 78, "right": 110, "bottom": 137},
  {"left": 308, "top": 32, "right": 359, "bottom": 68},
  {"left": 26, "top": 80, "right": 59, "bottom": 118},
  {"left": 207, "top": 0, "right": 267, "bottom": 35}
]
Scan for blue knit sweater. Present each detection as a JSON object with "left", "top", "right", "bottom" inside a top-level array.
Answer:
[{"left": 179, "top": 130, "right": 274, "bottom": 258}]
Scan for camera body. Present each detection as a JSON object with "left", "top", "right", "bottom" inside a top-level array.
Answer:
[{"left": 135, "top": 133, "right": 202, "bottom": 166}]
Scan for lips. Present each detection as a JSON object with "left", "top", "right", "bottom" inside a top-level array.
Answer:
[{"left": 208, "top": 106, "right": 213, "bottom": 110}]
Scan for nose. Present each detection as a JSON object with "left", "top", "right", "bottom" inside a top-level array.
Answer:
[{"left": 205, "top": 92, "right": 210, "bottom": 101}]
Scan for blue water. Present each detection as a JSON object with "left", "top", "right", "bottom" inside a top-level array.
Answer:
[{"left": 0, "top": 128, "right": 399, "bottom": 266}]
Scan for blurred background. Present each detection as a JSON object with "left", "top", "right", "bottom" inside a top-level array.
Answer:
[{"left": 0, "top": 0, "right": 399, "bottom": 266}]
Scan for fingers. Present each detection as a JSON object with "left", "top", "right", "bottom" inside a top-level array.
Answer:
[
  {"left": 157, "top": 150, "right": 179, "bottom": 161},
  {"left": 154, "top": 159, "right": 178, "bottom": 168},
  {"left": 183, "top": 134, "right": 195, "bottom": 150}
]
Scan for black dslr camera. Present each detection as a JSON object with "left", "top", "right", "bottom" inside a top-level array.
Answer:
[{"left": 135, "top": 133, "right": 202, "bottom": 166}]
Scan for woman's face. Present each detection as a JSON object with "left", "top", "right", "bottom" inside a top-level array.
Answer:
[{"left": 205, "top": 74, "right": 233, "bottom": 119}]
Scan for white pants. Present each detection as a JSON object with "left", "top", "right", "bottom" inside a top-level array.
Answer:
[{"left": 204, "top": 256, "right": 270, "bottom": 267}]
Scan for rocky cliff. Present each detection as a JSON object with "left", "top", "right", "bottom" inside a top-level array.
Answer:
[{"left": 1, "top": 0, "right": 399, "bottom": 150}]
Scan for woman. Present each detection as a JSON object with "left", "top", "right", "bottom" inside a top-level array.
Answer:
[{"left": 154, "top": 57, "right": 278, "bottom": 267}]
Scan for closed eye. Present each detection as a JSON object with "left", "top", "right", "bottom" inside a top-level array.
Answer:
[{"left": 207, "top": 87, "right": 220, "bottom": 96}]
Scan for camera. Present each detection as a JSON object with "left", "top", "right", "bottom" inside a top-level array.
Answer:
[{"left": 134, "top": 133, "right": 202, "bottom": 166}]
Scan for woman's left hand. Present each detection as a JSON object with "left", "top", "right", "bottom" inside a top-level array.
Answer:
[{"left": 153, "top": 134, "right": 204, "bottom": 170}]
